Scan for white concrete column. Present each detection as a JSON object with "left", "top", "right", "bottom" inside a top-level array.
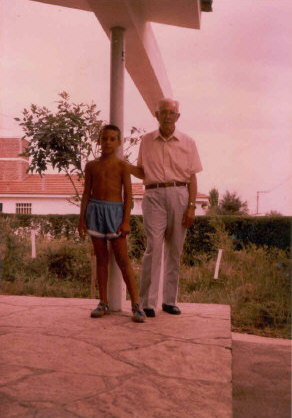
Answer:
[
  {"left": 107, "top": 26, "right": 126, "bottom": 311},
  {"left": 110, "top": 27, "right": 125, "bottom": 153}
]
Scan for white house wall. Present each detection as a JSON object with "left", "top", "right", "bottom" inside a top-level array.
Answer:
[{"left": 0, "top": 197, "right": 80, "bottom": 215}]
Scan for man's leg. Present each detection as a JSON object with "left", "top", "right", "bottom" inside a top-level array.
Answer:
[
  {"left": 163, "top": 187, "right": 188, "bottom": 306},
  {"left": 140, "top": 190, "right": 167, "bottom": 310}
]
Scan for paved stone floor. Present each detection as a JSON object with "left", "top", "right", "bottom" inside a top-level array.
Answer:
[
  {"left": 0, "top": 295, "right": 232, "bottom": 418},
  {"left": 232, "top": 333, "right": 291, "bottom": 418}
]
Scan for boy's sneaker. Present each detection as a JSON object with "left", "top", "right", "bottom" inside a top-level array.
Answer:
[
  {"left": 131, "top": 303, "right": 146, "bottom": 323},
  {"left": 90, "top": 302, "right": 110, "bottom": 318}
]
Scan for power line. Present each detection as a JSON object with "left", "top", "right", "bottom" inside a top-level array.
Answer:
[
  {"left": 256, "top": 175, "right": 291, "bottom": 214},
  {"left": 265, "top": 175, "right": 292, "bottom": 193}
]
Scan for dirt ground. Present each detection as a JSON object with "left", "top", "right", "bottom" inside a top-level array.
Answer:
[{"left": 232, "top": 333, "right": 291, "bottom": 418}]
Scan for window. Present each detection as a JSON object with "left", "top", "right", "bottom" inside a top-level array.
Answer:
[{"left": 16, "top": 203, "right": 32, "bottom": 214}]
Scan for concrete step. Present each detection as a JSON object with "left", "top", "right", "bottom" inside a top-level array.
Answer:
[{"left": 0, "top": 295, "right": 232, "bottom": 417}]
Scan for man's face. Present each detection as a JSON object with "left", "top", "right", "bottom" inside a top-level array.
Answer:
[
  {"left": 100, "top": 129, "right": 120, "bottom": 155},
  {"left": 155, "top": 102, "right": 180, "bottom": 132}
]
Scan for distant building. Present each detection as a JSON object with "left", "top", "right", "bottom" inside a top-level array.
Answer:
[{"left": 0, "top": 137, "right": 208, "bottom": 215}]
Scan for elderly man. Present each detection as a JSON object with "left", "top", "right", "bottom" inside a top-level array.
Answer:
[{"left": 130, "top": 98, "right": 202, "bottom": 317}]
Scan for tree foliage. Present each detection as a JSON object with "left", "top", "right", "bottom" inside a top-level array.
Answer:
[
  {"left": 218, "top": 191, "right": 249, "bottom": 215},
  {"left": 206, "top": 187, "right": 219, "bottom": 215},
  {"left": 16, "top": 92, "right": 103, "bottom": 179},
  {"left": 265, "top": 210, "right": 283, "bottom": 217},
  {"left": 209, "top": 187, "right": 219, "bottom": 208},
  {"left": 15, "top": 92, "right": 143, "bottom": 203}
]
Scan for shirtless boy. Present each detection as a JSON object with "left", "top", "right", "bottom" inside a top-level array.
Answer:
[{"left": 78, "top": 124, "right": 145, "bottom": 323}]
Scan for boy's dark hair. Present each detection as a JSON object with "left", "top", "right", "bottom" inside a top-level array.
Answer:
[{"left": 100, "top": 124, "right": 121, "bottom": 142}]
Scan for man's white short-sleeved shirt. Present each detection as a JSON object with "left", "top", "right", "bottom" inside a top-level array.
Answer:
[{"left": 137, "top": 129, "right": 203, "bottom": 185}]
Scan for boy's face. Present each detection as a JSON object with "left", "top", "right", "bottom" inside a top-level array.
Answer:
[{"left": 100, "top": 129, "right": 120, "bottom": 155}]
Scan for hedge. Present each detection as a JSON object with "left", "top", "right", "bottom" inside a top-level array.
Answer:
[{"left": 0, "top": 214, "right": 291, "bottom": 263}]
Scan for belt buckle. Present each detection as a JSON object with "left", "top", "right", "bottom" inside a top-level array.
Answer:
[{"left": 156, "top": 183, "right": 159, "bottom": 188}]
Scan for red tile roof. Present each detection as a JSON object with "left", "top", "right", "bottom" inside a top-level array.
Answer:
[
  {"left": 0, "top": 174, "right": 145, "bottom": 196},
  {"left": 0, "top": 174, "right": 83, "bottom": 195},
  {"left": 0, "top": 174, "right": 208, "bottom": 198}
]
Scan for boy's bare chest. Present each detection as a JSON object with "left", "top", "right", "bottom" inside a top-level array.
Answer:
[{"left": 91, "top": 160, "right": 122, "bottom": 183}]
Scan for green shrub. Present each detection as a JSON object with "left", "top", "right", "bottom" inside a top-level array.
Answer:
[
  {"left": 129, "top": 215, "right": 146, "bottom": 259},
  {"left": 0, "top": 213, "right": 79, "bottom": 239},
  {"left": 0, "top": 218, "right": 29, "bottom": 282},
  {"left": 46, "top": 240, "right": 91, "bottom": 282},
  {"left": 0, "top": 218, "right": 92, "bottom": 296},
  {"left": 179, "top": 244, "right": 291, "bottom": 338},
  {"left": 221, "top": 216, "right": 291, "bottom": 251},
  {"left": 1, "top": 214, "right": 291, "bottom": 261}
]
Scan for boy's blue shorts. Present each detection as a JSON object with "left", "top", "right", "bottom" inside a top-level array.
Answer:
[{"left": 86, "top": 199, "right": 123, "bottom": 240}]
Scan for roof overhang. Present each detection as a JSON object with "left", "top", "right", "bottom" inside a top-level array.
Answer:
[{"left": 29, "top": 0, "right": 207, "bottom": 114}]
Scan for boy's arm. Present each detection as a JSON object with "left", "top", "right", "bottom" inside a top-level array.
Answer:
[
  {"left": 118, "top": 163, "right": 132, "bottom": 236},
  {"left": 182, "top": 173, "right": 197, "bottom": 228},
  {"left": 78, "top": 163, "right": 92, "bottom": 237}
]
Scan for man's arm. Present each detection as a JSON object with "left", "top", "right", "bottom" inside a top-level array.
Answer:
[
  {"left": 127, "top": 138, "right": 145, "bottom": 179},
  {"left": 182, "top": 173, "right": 197, "bottom": 228},
  {"left": 188, "top": 173, "right": 197, "bottom": 206},
  {"left": 127, "top": 163, "right": 145, "bottom": 179}
]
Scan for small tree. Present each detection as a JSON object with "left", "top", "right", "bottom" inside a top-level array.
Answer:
[
  {"left": 207, "top": 187, "right": 220, "bottom": 215},
  {"left": 265, "top": 210, "right": 283, "bottom": 217},
  {"left": 15, "top": 92, "right": 143, "bottom": 203},
  {"left": 218, "top": 191, "right": 249, "bottom": 216}
]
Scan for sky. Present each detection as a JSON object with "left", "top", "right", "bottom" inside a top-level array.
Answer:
[{"left": 1, "top": 0, "right": 292, "bottom": 215}]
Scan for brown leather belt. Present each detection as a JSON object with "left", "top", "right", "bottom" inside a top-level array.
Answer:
[{"left": 145, "top": 181, "right": 187, "bottom": 190}]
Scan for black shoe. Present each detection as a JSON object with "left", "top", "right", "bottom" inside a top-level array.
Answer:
[
  {"left": 143, "top": 308, "right": 156, "bottom": 317},
  {"left": 162, "top": 304, "right": 181, "bottom": 315}
]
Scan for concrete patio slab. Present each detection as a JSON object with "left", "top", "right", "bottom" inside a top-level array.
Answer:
[
  {"left": 232, "top": 333, "right": 291, "bottom": 418},
  {"left": 0, "top": 295, "right": 232, "bottom": 417}
]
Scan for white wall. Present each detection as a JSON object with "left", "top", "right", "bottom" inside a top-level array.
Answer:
[{"left": 0, "top": 197, "right": 79, "bottom": 215}]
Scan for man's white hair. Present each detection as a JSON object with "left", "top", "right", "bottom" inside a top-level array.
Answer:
[{"left": 157, "top": 98, "right": 180, "bottom": 113}]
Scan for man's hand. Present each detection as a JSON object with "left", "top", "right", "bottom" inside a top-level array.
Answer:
[
  {"left": 78, "top": 220, "right": 87, "bottom": 239},
  {"left": 126, "top": 162, "right": 145, "bottom": 179},
  {"left": 182, "top": 207, "right": 195, "bottom": 228},
  {"left": 117, "top": 222, "right": 131, "bottom": 237}
]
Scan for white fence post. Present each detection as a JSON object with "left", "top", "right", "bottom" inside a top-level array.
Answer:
[
  {"left": 31, "top": 230, "right": 36, "bottom": 259},
  {"left": 214, "top": 249, "right": 223, "bottom": 279}
]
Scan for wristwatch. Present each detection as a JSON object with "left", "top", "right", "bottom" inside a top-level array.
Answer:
[{"left": 188, "top": 202, "right": 196, "bottom": 209}]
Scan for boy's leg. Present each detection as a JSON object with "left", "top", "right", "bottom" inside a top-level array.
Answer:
[
  {"left": 111, "top": 236, "right": 139, "bottom": 305},
  {"left": 111, "top": 237, "right": 145, "bottom": 322},
  {"left": 91, "top": 237, "right": 109, "bottom": 304}
]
